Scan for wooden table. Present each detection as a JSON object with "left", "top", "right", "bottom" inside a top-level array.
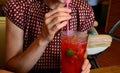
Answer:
[
  {"left": 0, "top": 69, "right": 13, "bottom": 73},
  {"left": 90, "top": 65, "right": 120, "bottom": 73},
  {"left": 0, "top": 65, "right": 120, "bottom": 73}
]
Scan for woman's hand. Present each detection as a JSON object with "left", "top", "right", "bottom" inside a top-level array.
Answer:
[
  {"left": 81, "top": 59, "right": 91, "bottom": 73},
  {"left": 41, "top": 7, "right": 71, "bottom": 42}
]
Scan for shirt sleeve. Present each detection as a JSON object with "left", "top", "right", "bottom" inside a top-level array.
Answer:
[
  {"left": 4, "top": 0, "right": 26, "bottom": 30},
  {"left": 77, "top": 0, "right": 95, "bottom": 32}
]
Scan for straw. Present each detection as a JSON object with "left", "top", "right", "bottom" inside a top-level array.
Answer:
[
  {"left": 66, "top": 0, "right": 69, "bottom": 8},
  {"left": 66, "top": 0, "right": 69, "bottom": 36}
]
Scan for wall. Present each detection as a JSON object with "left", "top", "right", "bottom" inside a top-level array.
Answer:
[
  {"left": 0, "top": 17, "right": 6, "bottom": 68},
  {"left": 105, "top": 0, "right": 120, "bottom": 37},
  {"left": 0, "top": 0, "right": 6, "bottom": 5}
]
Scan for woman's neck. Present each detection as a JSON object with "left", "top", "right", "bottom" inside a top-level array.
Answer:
[{"left": 44, "top": 0, "right": 66, "bottom": 9}]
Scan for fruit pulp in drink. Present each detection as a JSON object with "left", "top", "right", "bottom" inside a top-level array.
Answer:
[{"left": 61, "top": 35, "right": 87, "bottom": 73}]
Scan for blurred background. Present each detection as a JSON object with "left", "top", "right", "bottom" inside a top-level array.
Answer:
[
  {"left": 0, "top": 0, "right": 6, "bottom": 69},
  {"left": 0, "top": 0, "right": 120, "bottom": 69}
]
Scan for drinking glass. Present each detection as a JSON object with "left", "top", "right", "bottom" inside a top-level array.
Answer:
[{"left": 61, "top": 30, "right": 88, "bottom": 73}]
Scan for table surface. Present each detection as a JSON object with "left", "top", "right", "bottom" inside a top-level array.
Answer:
[
  {"left": 0, "top": 69, "right": 13, "bottom": 73},
  {"left": 90, "top": 65, "right": 120, "bottom": 73},
  {"left": 0, "top": 65, "right": 120, "bottom": 73}
]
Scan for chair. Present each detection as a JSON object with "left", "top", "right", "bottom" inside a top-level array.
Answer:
[
  {"left": 108, "top": 20, "right": 120, "bottom": 41},
  {"left": 87, "top": 21, "right": 112, "bottom": 68}
]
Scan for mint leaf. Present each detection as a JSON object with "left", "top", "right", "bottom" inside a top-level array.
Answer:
[{"left": 65, "top": 48, "right": 75, "bottom": 56}]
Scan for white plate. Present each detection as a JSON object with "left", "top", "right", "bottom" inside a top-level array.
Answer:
[{"left": 87, "top": 46, "right": 108, "bottom": 55}]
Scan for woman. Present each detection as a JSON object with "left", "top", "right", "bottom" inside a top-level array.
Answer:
[{"left": 4, "top": 0, "right": 94, "bottom": 73}]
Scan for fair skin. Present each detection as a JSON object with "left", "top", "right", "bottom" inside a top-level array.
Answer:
[{"left": 5, "top": 0, "right": 91, "bottom": 73}]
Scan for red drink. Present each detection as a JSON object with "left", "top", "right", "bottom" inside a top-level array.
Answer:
[{"left": 61, "top": 34, "right": 87, "bottom": 73}]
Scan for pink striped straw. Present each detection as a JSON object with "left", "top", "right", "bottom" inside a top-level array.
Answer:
[{"left": 66, "top": 0, "right": 69, "bottom": 36}]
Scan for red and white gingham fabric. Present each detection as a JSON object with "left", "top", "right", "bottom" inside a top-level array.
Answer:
[{"left": 4, "top": 0, "right": 94, "bottom": 72}]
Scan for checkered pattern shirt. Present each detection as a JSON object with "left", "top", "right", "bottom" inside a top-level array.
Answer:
[{"left": 4, "top": 0, "right": 94, "bottom": 72}]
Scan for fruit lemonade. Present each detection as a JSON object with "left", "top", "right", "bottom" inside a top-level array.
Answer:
[{"left": 61, "top": 31, "right": 88, "bottom": 73}]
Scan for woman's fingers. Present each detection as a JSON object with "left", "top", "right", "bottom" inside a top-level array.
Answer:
[
  {"left": 52, "top": 20, "right": 68, "bottom": 33},
  {"left": 45, "top": 12, "right": 71, "bottom": 25},
  {"left": 81, "top": 65, "right": 91, "bottom": 73},
  {"left": 48, "top": 15, "right": 71, "bottom": 29},
  {"left": 42, "top": 7, "right": 71, "bottom": 42},
  {"left": 81, "top": 69, "right": 90, "bottom": 73},
  {"left": 45, "top": 7, "right": 71, "bottom": 18},
  {"left": 44, "top": 7, "right": 71, "bottom": 34},
  {"left": 44, "top": 7, "right": 71, "bottom": 29},
  {"left": 81, "top": 59, "right": 91, "bottom": 73}
]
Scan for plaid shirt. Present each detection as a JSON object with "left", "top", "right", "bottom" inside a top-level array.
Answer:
[{"left": 4, "top": 0, "right": 94, "bottom": 72}]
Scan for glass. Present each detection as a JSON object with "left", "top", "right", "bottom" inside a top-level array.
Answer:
[{"left": 61, "top": 30, "right": 88, "bottom": 73}]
